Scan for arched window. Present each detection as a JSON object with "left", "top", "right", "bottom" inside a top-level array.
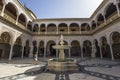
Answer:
[
  {"left": 91, "top": 21, "right": 96, "bottom": 30},
  {"left": 18, "top": 13, "right": 27, "bottom": 26},
  {"left": 27, "top": 21, "right": 32, "bottom": 31},
  {"left": 40, "top": 24, "right": 46, "bottom": 32},
  {"left": 69, "top": 23, "right": 79, "bottom": 32},
  {"left": 33, "top": 24, "right": 39, "bottom": 32},
  {"left": 105, "top": 3, "right": 117, "bottom": 19},
  {"left": 58, "top": 23, "right": 68, "bottom": 33},
  {"left": 97, "top": 14, "right": 104, "bottom": 26},
  {"left": 81, "top": 23, "right": 90, "bottom": 31},
  {"left": 4, "top": 3, "right": 17, "bottom": 20},
  {"left": 47, "top": 23, "right": 57, "bottom": 32}
]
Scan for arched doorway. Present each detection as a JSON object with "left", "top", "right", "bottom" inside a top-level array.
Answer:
[
  {"left": 0, "top": 32, "right": 11, "bottom": 59},
  {"left": 24, "top": 40, "right": 30, "bottom": 57},
  {"left": 83, "top": 40, "right": 92, "bottom": 57},
  {"left": 94, "top": 39, "right": 100, "bottom": 58},
  {"left": 38, "top": 41, "right": 44, "bottom": 57},
  {"left": 32, "top": 40, "right": 37, "bottom": 58},
  {"left": 111, "top": 32, "right": 120, "bottom": 59},
  {"left": 71, "top": 40, "right": 81, "bottom": 57},
  {"left": 46, "top": 40, "right": 56, "bottom": 57},
  {"left": 13, "top": 37, "right": 22, "bottom": 58},
  {"left": 101, "top": 37, "right": 111, "bottom": 59}
]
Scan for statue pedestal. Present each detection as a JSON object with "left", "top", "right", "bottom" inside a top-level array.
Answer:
[{"left": 59, "top": 49, "right": 65, "bottom": 60}]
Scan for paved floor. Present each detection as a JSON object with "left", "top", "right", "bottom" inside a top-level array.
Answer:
[{"left": 0, "top": 58, "right": 120, "bottom": 80}]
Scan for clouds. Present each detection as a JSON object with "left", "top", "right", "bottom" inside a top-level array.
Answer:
[{"left": 19, "top": 0, "right": 103, "bottom": 18}]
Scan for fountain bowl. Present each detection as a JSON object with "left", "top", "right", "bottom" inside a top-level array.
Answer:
[
  {"left": 47, "top": 58, "right": 78, "bottom": 72},
  {"left": 52, "top": 45, "right": 71, "bottom": 49}
]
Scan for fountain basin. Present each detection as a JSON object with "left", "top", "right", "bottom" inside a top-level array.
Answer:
[{"left": 47, "top": 58, "right": 78, "bottom": 72}]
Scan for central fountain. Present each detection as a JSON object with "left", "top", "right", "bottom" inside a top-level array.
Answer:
[{"left": 47, "top": 35, "right": 78, "bottom": 72}]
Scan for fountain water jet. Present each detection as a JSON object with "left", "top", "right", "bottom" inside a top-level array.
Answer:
[{"left": 47, "top": 35, "right": 78, "bottom": 72}]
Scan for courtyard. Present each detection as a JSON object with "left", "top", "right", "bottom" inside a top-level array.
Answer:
[{"left": 0, "top": 58, "right": 120, "bottom": 80}]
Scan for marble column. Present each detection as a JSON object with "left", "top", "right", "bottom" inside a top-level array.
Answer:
[
  {"left": 15, "top": 13, "right": 20, "bottom": 25},
  {"left": 1, "top": 3, "right": 6, "bottom": 16},
  {"left": 91, "top": 44, "right": 96, "bottom": 58},
  {"left": 81, "top": 46, "right": 83, "bottom": 58},
  {"left": 108, "top": 43, "right": 114, "bottom": 60},
  {"left": 21, "top": 45, "right": 24, "bottom": 59},
  {"left": 116, "top": 3, "right": 120, "bottom": 16},
  {"left": 68, "top": 48, "right": 71, "bottom": 58},
  {"left": 9, "top": 43, "right": 14, "bottom": 61},
  {"left": 99, "top": 44, "right": 103, "bottom": 59}
]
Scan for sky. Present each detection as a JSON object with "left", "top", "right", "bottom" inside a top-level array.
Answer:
[{"left": 19, "top": 0, "right": 103, "bottom": 19}]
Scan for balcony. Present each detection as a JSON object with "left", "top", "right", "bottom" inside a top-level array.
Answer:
[
  {"left": 92, "top": 12, "right": 119, "bottom": 34},
  {"left": 0, "top": 11, "right": 26, "bottom": 31},
  {"left": 81, "top": 31, "right": 91, "bottom": 35},
  {"left": 17, "top": 22, "right": 25, "bottom": 29},
  {"left": 3, "top": 13, "right": 16, "bottom": 24}
]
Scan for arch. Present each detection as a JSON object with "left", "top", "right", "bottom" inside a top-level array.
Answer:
[
  {"left": 40, "top": 24, "right": 46, "bottom": 33},
  {"left": 32, "top": 40, "right": 37, "bottom": 57},
  {"left": 0, "top": 0, "right": 3, "bottom": 10},
  {"left": 69, "top": 23, "right": 79, "bottom": 32},
  {"left": 110, "top": 32, "right": 120, "bottom": 59},
  {"left": 91, "top": 20, "right": 96, "bottom": 30},
  {"left": 24, "top": 40, "right": 30, "bottom": 57},
  {"left": 83, "top": 40, "right": 92, "bottom": 57},
  {"left": 47, "top": 23, "right": 57, "bottom": 32},
  {"left": 105, "top": 3, "right": 117, "bottom": 19},
  {"left": 81, "top": 23, "right": 90, "bottom": 31},
  {"left": 15, "top": 37, "right": 22, "bottom": 45},
  {"left": 38, "top": 41, "right": 44, "bottom": 57},
  {"left": 58, "top": 23, "right": 68, "bottom": 34},
  {"left": 27, "top": 21, "right": 32, "bottom": 31},
  {"left": 4, "top": 2, "right": 18, "bottom": 20},
  {"left": 93, "top": 39, "right": 100, "bottom": 57},
  {"left": 100, "top": 36, "right": 111, "bottom": 59},
  {"left": 33, "top": 24, "right": 39, "bottom": 32},
  {"left": 18, "top": 13, "right": 27, "bottom": 27},
  {"left": 46, "top": 40, "right": 56, "bottom": 57},
  {"left": 0, "top": 32, "right": 11, "bottom": 59},
  {"left": 96, "top": 13, "right": 104, "bottom": 26},
  {"left": 13, "top": 37, "right": 22, "bottom": 58},
  {"left": 71, "top": 40, "right": 81, "bottom": 57},
  {"left": 0, "top": 32, "right": 11, "bottom": 43}
]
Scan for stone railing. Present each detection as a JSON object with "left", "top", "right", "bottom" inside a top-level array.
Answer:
[
  {"left": 17, "top": 22, "right": 25, "bottom": 29},
  {"left": 58, "top": 32, "right": 68, "bottom": 34},
  {"left": 33, "top": 31, "right": 92, "bottom": 35},
  {"left": 47, "top": 32, "right": 57, "bottom": 34},
  {"left": 81, "top": 31, "right": 91, "bottom": 35},
  {"left": 3, "top": 13, "right": 16, "bottom": 24},
  {"left": 1, "top": 12, "right": 26, "bottom": 30},
  {"left": 69, "top": 31, "right": 80, "bottom": 34}
]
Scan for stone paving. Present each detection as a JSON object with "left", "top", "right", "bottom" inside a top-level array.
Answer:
[{"left": 0, "top": 58, "right": 120, "bottom": 80}]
